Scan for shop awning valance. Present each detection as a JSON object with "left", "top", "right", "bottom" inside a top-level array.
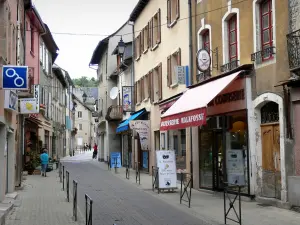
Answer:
[
  {"left": 116, "top": 108, "right": 147, "bottom": 133},
  {"left": 160, "top": 71, "right": 243, "bottom": 131}
]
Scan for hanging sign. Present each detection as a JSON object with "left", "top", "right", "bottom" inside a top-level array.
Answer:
[
  {"left": 156, "top": 150, "right": 177, "bottom": 189},
  {"left": 19, "top": 98, "right": 39, "bottom": 114},
  {"left": 122, "top": 86, "right": 133, "bottom": 112},
  {"left": 34, "top": 84, "right": 40, "bottom": 112},
  {"left": 129, "top": 120, "right": 150, "bottom": 150},
  {"left": 4, "top": 90, "right": 18, "bottom": 111}
]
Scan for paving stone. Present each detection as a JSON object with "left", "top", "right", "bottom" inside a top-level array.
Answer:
[{"left": 4, "top": 171, "right": 79, "bottom": 225}]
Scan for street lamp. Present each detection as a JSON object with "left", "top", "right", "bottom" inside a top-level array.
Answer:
[
  {"left": 117, "top": 37, "right": 125, "bottom": 57},
  {"left": 82, "top": 92, "right": 87, "bottom": 103}
]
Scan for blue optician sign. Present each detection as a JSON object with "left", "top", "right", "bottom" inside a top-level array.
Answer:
[{"left": 2, "top": 65, "right": 28, "bottom": 90}]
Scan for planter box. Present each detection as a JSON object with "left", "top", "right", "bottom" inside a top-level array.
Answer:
[{"left": 32, "top": 170, "right": 41, "bottom": 175}]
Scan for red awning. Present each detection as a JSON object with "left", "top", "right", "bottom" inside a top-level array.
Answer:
[{"left": 160, "top": 71, "right": 242, "bottom": 131}]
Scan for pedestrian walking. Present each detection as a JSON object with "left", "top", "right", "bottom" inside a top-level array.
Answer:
[
  {"left": 40, "top": 149, "right": 49, "bottom": 177},
  {"left": 93, "top": 143, "right": 98, "bottom": 159},
  {"left": 89, "top": 143, "right": 91, "bottom": 151}
]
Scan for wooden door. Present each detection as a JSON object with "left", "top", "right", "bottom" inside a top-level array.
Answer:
[{"left": 261, "top": 124, "right": 281, "bottom": 199}]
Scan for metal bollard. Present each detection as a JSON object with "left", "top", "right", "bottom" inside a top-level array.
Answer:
[
  {"left": 73, "top": 180, "right": 78, "bottom": 221},
  {"left": 66, "top": 171, "right": 70, "bottom": 202},
  {"left": 62, "top": 166, "right": 65, "bottom": 191}
]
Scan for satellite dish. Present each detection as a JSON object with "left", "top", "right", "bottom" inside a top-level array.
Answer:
[{"left": 109, "top": 87, "right": 119, "bottom": 100}]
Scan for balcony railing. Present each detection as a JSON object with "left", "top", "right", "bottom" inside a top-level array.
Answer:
[
  {"left": 287, "top": 29, "right": 300, "bottom": 75},
  {"left": 105, "top": 105, "right": 123, "bottom": 121},
  {"left": 251, "top": 46, "right": 276, "bottom": 64},
  {"left": 220, "top": 60, "right": 239, "bottom": 73}
]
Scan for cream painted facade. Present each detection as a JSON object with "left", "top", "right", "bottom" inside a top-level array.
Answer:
[
  {"left": 74, "top": 99, "right": 93, "bottom": 148},
  {"left": 131, "top": 0, "right": 191, "bottom": 174}
]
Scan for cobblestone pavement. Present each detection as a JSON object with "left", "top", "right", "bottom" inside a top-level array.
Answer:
[
  {"left": 5, "top": 170, "right": 78, "bottom": 225},
  {"left": 63, "top": 161, "right": 216, "bottom": 225}
]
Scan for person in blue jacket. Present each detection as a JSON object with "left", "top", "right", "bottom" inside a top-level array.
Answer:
[{"left": 40, "top": 149, "right": 49, "bottom": 177}]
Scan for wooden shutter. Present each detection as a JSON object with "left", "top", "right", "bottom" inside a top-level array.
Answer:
[
  {"left": 157, "top": 8, "right": 161, "bottom": 44},
  {"left": 134, "top": 37, "right": 137, "bottom": 59},
  {"left": 134, "top": 82, "right": 137, "bottom": 105},
  {"left": 167, "top": 56, "right": 171, "bottom": 87},
  {"left": 158, "top": 63, "right": 163, "bottom": 100},
  {"left": 145, "top": 25, "right": 148, "bottom": 50},
  {"left": 177, "top": 48, "right": 181, "bottom": 66},
  {"left": 176, "top": 0, "right": 180, "bottom": 20},
  {"left": 146, "top": 73, "right": 150, "bottom": 99},
  {"left": 141, "top": 30, "right": 144, "bottom": 53},
  {"left": 149, "top": 70, "right": 154, "bottom": 103},
  {"left": 167, "top": 0, "right": 171, "bottom": 26},
  {"left": 150, "top": 18, "right": 154, "bottom": 48},
  {"left": 141, "top": 78, "right": 144, "bottom": 100},
  {"left": 148, "top": 21, "right": 151, "bottom": 49}
]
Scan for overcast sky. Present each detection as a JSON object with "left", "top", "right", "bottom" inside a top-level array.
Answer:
[{"left": 33, "top": 0, "right": 138, "bottom": 79}]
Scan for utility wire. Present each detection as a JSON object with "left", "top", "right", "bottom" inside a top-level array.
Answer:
[{"left": 0, "top": 0, "right": 248, "bottom": 37}]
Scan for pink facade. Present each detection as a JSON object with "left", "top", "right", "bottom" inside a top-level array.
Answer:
[
  {"left": 0, "top": 0, "right": 18, "bottom": 118},
  {"left": 25, "top": 7, "right": 45, "bottom": 85}
]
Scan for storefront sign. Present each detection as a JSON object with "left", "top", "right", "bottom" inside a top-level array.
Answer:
[
  {"left": 226, "top": 149, "right": 245, "bottom": 186},
  {"left": 129, "top": 120, "right": 150, "bottom": 150},
  {"left": 156, "top": 150, "right": 177, "bottom": 189},
  {"left": 207, "top": 78, "right": 246, "bottom": 116},
  {"left": 4, "top": 90, "right": 18, "bottom": 111},
  {"left": 160, "top": 108, "right": 207, "bottom": 131},
  {"left": 19, "top": 98, "right": 39, "bottom": 114}
]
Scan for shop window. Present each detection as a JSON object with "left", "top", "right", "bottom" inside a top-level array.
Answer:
[
  {"left": 167, "top": 48, "right": 181, "bottom": 87},
  {"left": 169, "top": 129, "right": 186, "bottom": 180},
  {"left": 202, "top": 30, "right": 210, "bottom": 51},
  {"left": 261, "top": 102, "right": 279, "bottom": 124}
]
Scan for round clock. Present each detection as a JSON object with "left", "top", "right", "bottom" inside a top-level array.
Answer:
[{"left": 196, "top": 49, "right": 211, "bottom": 72}]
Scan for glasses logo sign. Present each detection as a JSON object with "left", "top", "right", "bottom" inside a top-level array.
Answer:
[{"left": 162, "top": 155, "right": 169, "bottom": 159}]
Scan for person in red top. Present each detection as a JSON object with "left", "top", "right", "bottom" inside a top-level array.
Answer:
[{"left": 93, "top": 143, "right": 98, "bottom": 159}]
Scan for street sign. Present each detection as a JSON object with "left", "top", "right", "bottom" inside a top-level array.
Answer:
[
  {"left": 175, "top": 66, "right": 190, "bottom": 86},
  {"left": 2, "top": 65, "right": 28, "bottom": 90}
]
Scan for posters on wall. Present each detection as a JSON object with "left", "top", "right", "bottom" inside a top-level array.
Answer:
[
  {"left": 226, "top": 149, "right": 245, "bottom": 186},
  {"left": 129, "top": 120, "right": 150, "bottom": 150},
  {"left": 156, "top": 150, "right": 177, "bottom": 189}
]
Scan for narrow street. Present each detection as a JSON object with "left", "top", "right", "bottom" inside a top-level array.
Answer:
[{"left": 63, "top": 159, "right": 214, "bottom": 225}]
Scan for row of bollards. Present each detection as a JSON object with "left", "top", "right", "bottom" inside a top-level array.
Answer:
[{"left": 58, "top": 162, "right": 93, "bottom": 225}]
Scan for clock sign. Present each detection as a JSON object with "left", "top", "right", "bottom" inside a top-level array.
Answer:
[{"left": 196, "top": 49, "right": 211, "bottom": 72}]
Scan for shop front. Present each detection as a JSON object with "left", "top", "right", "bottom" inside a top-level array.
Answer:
[
  {"left": 159, "top": 95, "right": 187, "bottom": 181},
  {"left": 116, "top": 108, "right": 149, "bottom": 171},
  {"left": 160, "top": 69, "right": 253, "bottom": 196}
]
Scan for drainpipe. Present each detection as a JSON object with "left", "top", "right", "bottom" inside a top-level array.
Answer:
[
  {"left": 130, "top": 21, "right": 135, "bottom": 168},
  {"left": 188, "top": 0, "right": 194, "bottom": 186}
]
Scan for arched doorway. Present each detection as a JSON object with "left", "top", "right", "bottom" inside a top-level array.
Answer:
[
  {"left": 260, "top": 102, "right": 281, "bottom": 199},
  {"left": 253, "top": 92, "right": 286, "bottom": 201}
]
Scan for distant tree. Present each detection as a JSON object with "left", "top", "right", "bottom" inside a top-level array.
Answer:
[{"left": 72, "top": 76, "right": 98, "bottom": 87}]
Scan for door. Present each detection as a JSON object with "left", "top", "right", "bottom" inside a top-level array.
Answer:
[
  {"left": 142, "top": 151, "right": 149, "bottom": 169},
  {"left": 261, "top": 124, "right": 281, "bottom": 199},
  {"left": 199, "top": 130, "right": 224, "bottom": 190}
]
